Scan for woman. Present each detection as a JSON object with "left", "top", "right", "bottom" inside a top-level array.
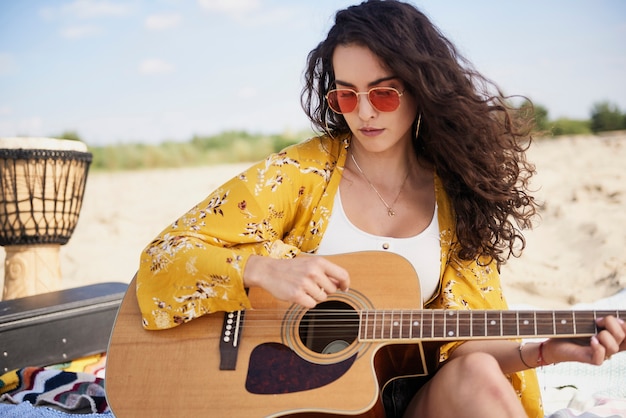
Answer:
[{"left": 136, "top": 1, "right": 626, "bottom": 417}]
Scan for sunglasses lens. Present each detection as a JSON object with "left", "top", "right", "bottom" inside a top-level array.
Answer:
[
  {"left": 326, "top": 88, "right": 401, "bottom": 114},
  {"left": 369, "top": 88, "right": 401, "bottom": 112},
  {"left": 327, "top": 90, "right": 358, "bottom": 114}
]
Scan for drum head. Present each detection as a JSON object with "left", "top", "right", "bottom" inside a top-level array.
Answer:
[{"left": 0, "top": 137, "right": 88, "bottom": 152}]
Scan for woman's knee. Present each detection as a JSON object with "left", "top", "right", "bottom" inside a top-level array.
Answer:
[
  {"left": 450, "top": 352, "right": 514, "bottom": 397},
  {"left": 454, "top": 351, "right": 502, "bottom": 377},
  {"left": 404, "top": 352, "right": 517, "bottom": 417}
]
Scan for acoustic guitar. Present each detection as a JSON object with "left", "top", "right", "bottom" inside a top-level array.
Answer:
[{"left": 106, "top": 251, "right": 623, "bottom": 417}]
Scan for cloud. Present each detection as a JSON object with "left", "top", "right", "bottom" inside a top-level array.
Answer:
[
  {"left": 60, "top": 25, "right": 101, "bottom": 39},
  {"left": 145, "top": 13, "right": 182, "bottom": 30},
  {"left": 0, "top": 53, "right": 17, "bottom": 76},
  {"left": 139, "top": 59, "right": 175, "bottom": 75},
  {"left": 40, "top": 0, "right": 132, "bottom": 20},
  {"left": 197, "top": 0, "right": 260, "bottom": 16},
  {"left": 197, "top": 0, "right": 296, "bottom": 27},
  {"left": 63, "top": 0, "right": 132, "bottom": 19}
]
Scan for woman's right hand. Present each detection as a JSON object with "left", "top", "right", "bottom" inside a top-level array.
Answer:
[{"left": 243, "top": 255, "right": 351, "bottom": 308}]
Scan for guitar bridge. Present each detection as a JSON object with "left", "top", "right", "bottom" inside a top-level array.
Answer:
[{"left": 219, "top": 310, "right": 245, "bottom": 370}]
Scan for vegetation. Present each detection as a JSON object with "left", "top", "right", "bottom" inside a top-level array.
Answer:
[
  {"left": 590, "top": 102, "right": 625, "bottom": 133},
  {"left": 56, "top": 100, "right": 625, "bottom": 171},
  {"left": 525, "top": 100, "right": 625, "bottom": 137},
  {"left": 57, "top": 130, "right": 309, "bottom": 171}
]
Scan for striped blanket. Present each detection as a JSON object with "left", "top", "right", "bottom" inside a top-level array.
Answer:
[{"left": 0, "top": 353, "right": 109, "bottom": 414}]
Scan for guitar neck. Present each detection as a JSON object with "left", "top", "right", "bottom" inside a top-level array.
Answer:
[{"left": 359, "top": 309, "right": 625, "bottom": 342}]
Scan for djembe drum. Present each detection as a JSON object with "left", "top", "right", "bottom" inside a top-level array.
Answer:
[{"left": 0, "top": 137, "right": 92, "bottom": 300}]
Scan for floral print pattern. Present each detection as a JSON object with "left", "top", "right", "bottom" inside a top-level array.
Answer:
[{"left": 136, "top": 134, "right": 542, "bottom": 417}]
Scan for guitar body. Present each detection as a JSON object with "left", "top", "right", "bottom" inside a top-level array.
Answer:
[{"left": 106, "top": 252, "right": 438, "bottom": 418}]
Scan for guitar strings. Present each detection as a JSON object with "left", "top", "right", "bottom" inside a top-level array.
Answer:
[{"left": 212, "top": 309, "right": 616, "bottom": 340}]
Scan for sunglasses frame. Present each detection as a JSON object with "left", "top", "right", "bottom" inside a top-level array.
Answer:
[{"left": 326, "top": 86, "right": 404, "bottom": 114}]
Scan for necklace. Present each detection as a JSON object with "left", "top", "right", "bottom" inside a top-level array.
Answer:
[{"left": 350, "top": 153, "right": 410, "bottom": 217}]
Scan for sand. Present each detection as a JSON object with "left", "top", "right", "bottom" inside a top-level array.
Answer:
[{"left": 1, "top": 134, "right": 625, "bottom": 308}]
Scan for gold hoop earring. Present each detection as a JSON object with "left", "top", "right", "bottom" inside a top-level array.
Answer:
[{"left": 415, "top": 113, "right": 422, "bottom": 140}]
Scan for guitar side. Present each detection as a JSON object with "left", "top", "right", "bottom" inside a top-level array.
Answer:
[{"left": 106, "top": 251, "right": 428, "bottom": 418}]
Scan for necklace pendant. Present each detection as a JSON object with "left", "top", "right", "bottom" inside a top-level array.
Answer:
[{"left": 387, "top": 208, "right": 396, "bottom": 217}]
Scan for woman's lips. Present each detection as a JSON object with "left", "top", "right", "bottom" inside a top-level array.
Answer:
[{"left": 359, "top": 127, "right": 384, "bottom": 137}]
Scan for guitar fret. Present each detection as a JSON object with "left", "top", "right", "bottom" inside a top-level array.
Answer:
[
  {"left": 502, "top": 312, "right": 518, "bottom": 337},
  {"left": 438, "top": 311, "right": 444, "bottom": 338},
  {"left": 472, "top": 311, "right": 485, "bottom": 337},
  {"left": 535, "top": 311, "right": 555, "bottom": 336},
  {"left": 574, "top": 311, "right": 599, "bottom": 334},
  {"left": 358, "top": 311, "right": 363, "bottom": 339},
  {"left": 373, "top": 311, "right": 378, "bottom": 340},
  {"left": 422, "top": 311, "right": 433, "bottom": 339},
  {"left": 400, "top": 311, "right": 411, "bottom": 338},
  {"left": 433, "top": 311, "right": 444, "bottom": 338},
  {"left": 485, "top": 311, "right": 501, "bottom": 337},
  {"left": 384, "top": 310, "right": 389, "bottom": 339},
  {"left": 518, "top": 311, "right": 536, "bottom": 337},
  {"left": 554, "top": 311, "right": 575, "bottom": 335},
  {"left": 441, "top": 311, "right": 454, "bottom": 339},
  {"left": 416, "top": 310, "right": 423, "bottom": 339},
  {"left": 391, "top": 310, "right": 401, "bottom": 339},
  {"left": 458, "top": 310, "right": 472, "bottom": 338},
  {"left": 359, "top": 310, "right": 366, "bottom": 340},
  {"left": 405, "top": 311, "right": 413, "bottom": 340}
]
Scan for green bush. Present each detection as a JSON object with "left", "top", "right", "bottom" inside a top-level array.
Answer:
[
  {"left": 86, "top": 131, "right": 305, "bottom": 171},
  {"left": 590, "top": 101, "right": 625, "bottom": 133},
  {"left": 549, "top": 118, "right": 592, "bottom": 136}
]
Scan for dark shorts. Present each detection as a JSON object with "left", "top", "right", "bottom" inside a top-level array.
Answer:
[{"left": 382, "top": 376, "right": 431, "bottom": 418}]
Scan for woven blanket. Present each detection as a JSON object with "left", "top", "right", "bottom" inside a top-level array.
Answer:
[
  {"left": 0, "top": 354, "right": 109, "bottom": 414},
  {"left": 0, "top": 402, "right": 114, "bottom": 418}
]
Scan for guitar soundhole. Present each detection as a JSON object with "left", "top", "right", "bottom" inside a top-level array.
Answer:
[{"left": 298, "top": 301, "right": 359, "bottom": 355}]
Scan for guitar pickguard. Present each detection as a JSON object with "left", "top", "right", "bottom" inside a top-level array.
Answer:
[{"left": 245, "top": 342, "right": 357, "bottom": 394}]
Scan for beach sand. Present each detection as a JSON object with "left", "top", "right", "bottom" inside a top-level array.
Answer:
[{"left": 1, "top": 134, "right": 625, "bottom": 308}]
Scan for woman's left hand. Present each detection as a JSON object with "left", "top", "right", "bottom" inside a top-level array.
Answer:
[{"left": 544, "top": 315, "right": 625, "bottom": 365}]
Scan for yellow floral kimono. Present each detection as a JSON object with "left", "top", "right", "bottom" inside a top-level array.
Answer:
[{"left": 136, "top": 134, "right": 543, "bottom": 417}]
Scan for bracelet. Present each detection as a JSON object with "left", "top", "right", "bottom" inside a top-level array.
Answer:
[{"left": 518, "top": 342, "right": 533, "bottom": 369}]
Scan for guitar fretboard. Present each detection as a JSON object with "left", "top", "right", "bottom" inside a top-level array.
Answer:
[{"left": 358, "top": 309, "right": 625, "bottom": 341}]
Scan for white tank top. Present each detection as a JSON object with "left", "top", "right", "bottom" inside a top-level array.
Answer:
[{"left": 316, "top": 191, "right": 440, "bottom": 303}]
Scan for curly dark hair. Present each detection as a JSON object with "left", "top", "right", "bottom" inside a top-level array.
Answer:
[{"left": 301, "top": 0, "right": 538, "bottom": 266}]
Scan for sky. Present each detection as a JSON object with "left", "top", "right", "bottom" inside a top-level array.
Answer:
[{"left": 0, "top": 0, "right": 625, "bottom": 146}]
